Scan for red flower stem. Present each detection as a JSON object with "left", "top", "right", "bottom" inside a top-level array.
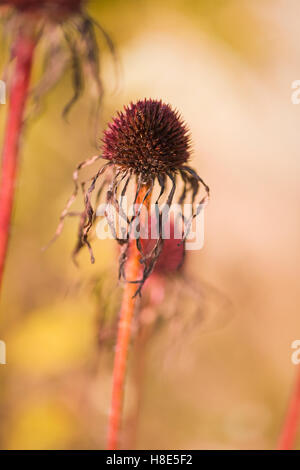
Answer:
[
  {"left": 0, "top": 30, "right": 35, "bottom": 289},
  {"left": 107, "top": 184, "right": 151, "bottom": 450},
  {"left": 277, "top": 366, "right": 300, "bottom": 450},
  {"left": 125, "top": 317, "right": 152, "bottom": 449}
]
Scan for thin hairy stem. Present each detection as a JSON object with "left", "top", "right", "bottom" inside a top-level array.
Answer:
[
  {"left": 277, "top": 366, "right": 300, "bottom": 450},
  {"left": 107, "top": 183, "right": 152, "bottom": 450},
  {"left": 0, "top": 28, "right": 35, "bottom": 289}
]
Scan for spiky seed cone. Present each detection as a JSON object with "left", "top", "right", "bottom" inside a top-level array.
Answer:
[{"left": 102, "top": 99, "right": 191, "bottom": 177}]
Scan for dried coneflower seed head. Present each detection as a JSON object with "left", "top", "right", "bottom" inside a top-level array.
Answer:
[
  {"left": 53, "top": 98, "right": 209, "bottom": 296},
  {"left": 102, "top": 99, "right": 191, "bottom": 177}
]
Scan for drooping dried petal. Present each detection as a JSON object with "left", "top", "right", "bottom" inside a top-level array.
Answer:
[{"left": 140, "top": 217, "right": 185, "bottom": 275}]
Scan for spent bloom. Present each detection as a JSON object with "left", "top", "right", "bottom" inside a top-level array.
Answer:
[
  {"left": 1, "top": 0, "right": 115, "bottom": 118},
  {"left": 53, "top": 98, "right": 209, "bottom": 294}
]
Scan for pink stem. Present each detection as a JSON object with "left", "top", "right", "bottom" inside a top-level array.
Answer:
[
  {"left": 277, "top": 366, "right": 300, "bottom": 449},
  {"left": 0, "top": 30, "right": 35, "bottom": 288}
]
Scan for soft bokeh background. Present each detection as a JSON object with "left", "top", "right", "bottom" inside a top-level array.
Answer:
[{"left": 0, "top": 0, "right": 300, "bottom": 449}]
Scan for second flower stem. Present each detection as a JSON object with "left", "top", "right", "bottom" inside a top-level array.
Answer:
[
  {"left": 0, "top": 28, "right": 35, "bottom": 289},
  {"left": 277, "top": 365, "right": 300, "bottom": 449}
]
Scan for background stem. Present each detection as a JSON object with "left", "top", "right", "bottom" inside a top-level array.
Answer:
[
  {"left": 277, "top": 366, "right": 300, "bottom": 450},
  {"left": 107, "top": 184, "right": 151, "bottom": 450},
  {"left": 0, "top": 30, "right": 35, "bottom": 289}
]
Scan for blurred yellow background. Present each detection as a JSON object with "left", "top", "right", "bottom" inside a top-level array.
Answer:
[{"left": 0, "top": 0, "right": 300, "bottom": 450}]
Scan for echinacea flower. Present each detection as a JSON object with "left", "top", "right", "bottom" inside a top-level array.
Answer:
[
  {"left": 59, "top": 98, "right": 211, "bottom": 450},
  {"left": 0, "top": 0, "right": 116, "bottom": 288},
  {"left": 1, "top": 0, "right": 115, "bottom": 118},
  {"left": 54, "top": 98, "right": 209, "bottom": 295}
]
